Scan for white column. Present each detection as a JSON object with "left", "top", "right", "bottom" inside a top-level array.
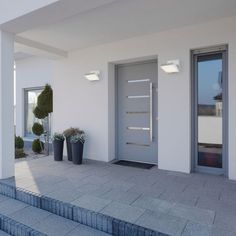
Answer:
[{"left": 0, "top": 30, "right": 14, "bottom": 179}]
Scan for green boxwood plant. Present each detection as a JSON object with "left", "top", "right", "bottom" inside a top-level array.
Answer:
[
  {"left": 15, "top": 136, "right": 24, "bottom": 149},
  {"left": 32, "top": 139, "right": 44, "bottom": 153}
]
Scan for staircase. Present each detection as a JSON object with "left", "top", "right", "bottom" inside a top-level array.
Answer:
[{"left": 0, "top": 181, "right": 167, "bottom": 236}]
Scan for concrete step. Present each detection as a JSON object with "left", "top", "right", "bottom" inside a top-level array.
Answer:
[
  {"left": 0, "top": 181, "right": 166, "bottom": 236},
  {"left": 0, "top": 210, "right": 46, "bottom": 236},
  {"left": 0, "top": 193, "right": 110, "bottom": 236}
]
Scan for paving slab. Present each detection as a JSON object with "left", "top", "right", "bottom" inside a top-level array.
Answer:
[
  {"left": 213, "top": 211, "right": 236, "bottom": 232},
  {"left": 127, "top": 184, "right": 165, "bottom": 198},
  {"left": 9, "top": 206, "right": 52, "bottom": 227},
  {"left": 168, "top": 203, "right": 215, "bottom": 225},
  {"left": 100, "top": 189, "right": 141, "bottom": 204},
  {"left": 0, "top": 198, "right": 28, "bottom": 215},
  {"left": 72, "top": 195, "right": 112, "bottom": 212},
  {"left": 75, "top": 183, "right": 104, "bottom": 194},
  {"left": 210, "top": 225, "right": 236, "bottom": 236},
  {"left": 196, "top": 196, "right": 236, "bottom": 215},
  {"left": 66, "top": 225, "right": 111, "bottom": 236},
  {"left": 182, "top": 221, "right": 211, "bottom": 236},
  {"left": 45, "top": 188, "right": 84, "bottom": 202},
  {"left": 135, "top": 210, "right": 187, "bottom": 236},
  {"left": 159, "top": 190, "right": 199, "bottom": 207},
  {"left": 182, "top": 221, "right": 236, "bottom": 236},
  {"left": 100, "top": 201, "right": 145, "bottom": 223},
  {"left": 132, "top": 196, "right": 173, "bottom": 213},
  {"left": 24, "top": 182, "right": 59, "bottom": 194},
  {"left": 104, "top": 179, "right": 135, "bottom": 192},
  {"left": 33, "top": 214, "right": 78, "bottom": 236}
]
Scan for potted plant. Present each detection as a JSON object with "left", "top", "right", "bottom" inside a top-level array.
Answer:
[
  {"left": 63, "top": 128, "right": 81, "bottom": 161},
  {"left": 70, "top": 132, "right": 85, "bottom": 165},
  {"left": 52, "top": 133, "right": 65, "bottom": 161},
  {"left": 15, "top": 136, "right": 26, "bottom": 159}
]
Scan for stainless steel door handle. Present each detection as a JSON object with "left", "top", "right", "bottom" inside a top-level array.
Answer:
[{"left": 150, "top": 83, "right": 153, "bottom": 142}]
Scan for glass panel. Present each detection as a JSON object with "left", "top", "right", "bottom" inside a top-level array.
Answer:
[
  {"left": 25, "top": 89, "right": 43, "bottom": 137},
  {"left": 197, "top": 53, "right": 223, "bottom": 168}
]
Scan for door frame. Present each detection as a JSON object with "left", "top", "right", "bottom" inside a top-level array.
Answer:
[
  {"left": 114, "top": 59, "right": 158, "bottom": 164},
  {"left": 191, "top": 45, "right": 228, "bottom": 176}
]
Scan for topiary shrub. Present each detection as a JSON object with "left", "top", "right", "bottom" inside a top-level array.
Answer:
[
  {"left": 15, "top": 148, "right": 26, "bottom": 159},
  {"left": 32, "top": 139, "right": 44, "bottom": 153},
  {"left": 37, "top": 84, "right": 53, "bottom": 115},
  {"left": 33, "top": 106, "right": 47, "bottom": 119},
  {"left": 15, "top": 136, "right": 24, "bottom": 149},
  {"left": 33, "top": 84, "right": 53, "bottom": 156},
  {"left": 32, "top": 122, "right": 44, "bottom": 136}
]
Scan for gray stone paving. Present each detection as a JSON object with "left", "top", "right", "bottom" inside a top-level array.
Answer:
[
  {"left": 2, "top": 156, "right": 236, "bottom": 235},
  {"left": 0, "top": 193, "right": 111, "bottom": 236},
  {"left": 100, "top": 201, "right": 145, "bottom": 223},
  {"left": 72, "top": 195, "right": 112, "bottom": 212}
]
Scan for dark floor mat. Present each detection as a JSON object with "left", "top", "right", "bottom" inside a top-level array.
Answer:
[{"left": 113, "top": 160, "right": 156, "bottom": 169}]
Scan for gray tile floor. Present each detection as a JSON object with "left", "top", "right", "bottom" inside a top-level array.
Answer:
[{"left": 3, "top": 156, "right": 236, "bottom": 236}]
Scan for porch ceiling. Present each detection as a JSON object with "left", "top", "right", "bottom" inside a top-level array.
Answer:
[{"left": 16, "top": 0, "right": 236, "bottom": 52}]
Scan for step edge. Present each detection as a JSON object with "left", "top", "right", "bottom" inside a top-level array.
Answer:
[
  {"left": 0, "top": 212, "right": 47, "bottom": 236},
  {"left": 0, "top": 181, "right": 168, "bottom": 236}
]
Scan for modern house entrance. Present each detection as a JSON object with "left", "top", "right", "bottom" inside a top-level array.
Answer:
[
  {"left": 192, "top": 45, "right": 228, "bottom": 175},
  {"left": 116, "top": 60, "right": 158, "bottom": 164}
]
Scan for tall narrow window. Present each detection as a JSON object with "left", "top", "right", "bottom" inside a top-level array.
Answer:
[
  {"left": 197, "top": 53, "right": 223, "bottom": 168},
  {"left": 192, "top": 45, "right": 227, "bottom": 175},
  {"left": 24, "top": 88, "right": 43, "bottom": 137}
]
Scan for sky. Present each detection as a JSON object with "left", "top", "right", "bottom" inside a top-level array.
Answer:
[{"left": 198, "top": 58, "right": 222, "bottom": 105}]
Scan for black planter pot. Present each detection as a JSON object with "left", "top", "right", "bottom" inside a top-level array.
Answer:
[
  {"left": 66, "top": 137, "right": 72, "bottom": 161},
  {"left": 53, "top": 140, "right": 64, "bottom": 161},
  {"left": 71, "top": 142, "right": 84, "bottom": 165}
]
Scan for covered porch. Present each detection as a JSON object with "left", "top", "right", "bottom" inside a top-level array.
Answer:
[
  {"left": 0, "top": 1, "right": 236, "bottom": 234},
  {"left": 0, "top": 0, "right": 235, "bottom": 180}
]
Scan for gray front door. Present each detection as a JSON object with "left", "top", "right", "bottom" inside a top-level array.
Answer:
[{"left": 116, "top": 60, "right": 158, "bottom": 164}]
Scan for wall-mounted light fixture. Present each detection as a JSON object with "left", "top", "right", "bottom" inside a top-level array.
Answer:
[
  {"left": 84, "top": 71, "right": 100, "bottom": 81},
  {"left": 160, "top": 60, "right": 180, "bottom": 74}
]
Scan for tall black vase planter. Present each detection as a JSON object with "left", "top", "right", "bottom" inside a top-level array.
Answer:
[
  {"left": 66, "top": 137, "right": 72, "bottom": 161},
  {"left": 53, "top": 139, "right": 64, "bottom": 161},
  {"left": 71, "top": 142, "right": 84, "bottom": 165}
]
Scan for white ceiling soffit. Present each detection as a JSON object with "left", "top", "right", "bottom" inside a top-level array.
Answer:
[
  {"left": 0, "top": 0, "right": 118, "bottom": 33},
  {"left": 16, "top": 0, "right": 236, "bottom": 52},
  {"left": 14, "top": 52, "right": 34, "bottom": 61},
  {"left": 15, "top": 36, "right": 68, "bottom": 58},
  {"left": 14, "top": 41, "right": 66, "bottom": 60}
]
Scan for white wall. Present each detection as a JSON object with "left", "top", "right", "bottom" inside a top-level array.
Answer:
[
  {"left": 15, "top": 57, "right": 53, "bottom": 138},
  {"left": 52, "top": 16, "right": 236, "bottom": 179}
]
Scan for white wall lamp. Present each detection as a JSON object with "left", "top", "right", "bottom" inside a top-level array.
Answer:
[
  {"left": 160, "top": 60, "right": 180, "bottom": 74},
  {"left": 84, "top": 71, "right": 100, "bottom": 81}
]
